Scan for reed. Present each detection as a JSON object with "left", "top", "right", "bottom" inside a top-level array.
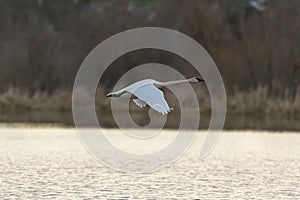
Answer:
[{"left": 0, "top": 86, "right": 299, "bottom": 118}]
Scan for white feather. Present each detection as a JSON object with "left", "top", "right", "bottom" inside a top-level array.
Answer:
[{"left": 133, "top": 98, "right": 147, "bottom": 108}]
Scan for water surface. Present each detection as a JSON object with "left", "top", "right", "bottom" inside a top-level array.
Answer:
[{"left": 0, "top": 128, "right": 299, "bottom": 199}]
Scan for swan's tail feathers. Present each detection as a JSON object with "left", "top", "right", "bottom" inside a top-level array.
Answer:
[
  {"left": 106, "top": 91, "right": 125, "bottom": 97},
  {"left": 106, "top": 93, "right": 113, "bottom": 97}
]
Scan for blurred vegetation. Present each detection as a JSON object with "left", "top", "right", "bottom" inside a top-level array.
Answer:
[{"left": 0, "top": 0, "right": 299, "bottom": 130}]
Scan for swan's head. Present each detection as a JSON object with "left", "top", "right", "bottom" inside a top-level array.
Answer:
[{"left": 189, "top": 77, "right": 204, "bottom": 83}]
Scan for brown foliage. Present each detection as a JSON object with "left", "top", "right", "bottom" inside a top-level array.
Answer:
[{"left": 0, "top": 0, "right": 299, "bottom": 100}]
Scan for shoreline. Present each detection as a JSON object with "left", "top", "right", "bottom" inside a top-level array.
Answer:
[
  {"left": 1, "top": 111, "right": 300, "bottom": 131},
  {"left": 1, "top": 88, "right": 299, "bottom": 131},
  {"left": 0, "top": 122, "right": 299, "bottom": 133}
]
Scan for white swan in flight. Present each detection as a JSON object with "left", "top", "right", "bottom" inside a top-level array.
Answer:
[{"left": 106, "top": 77, "right": 204, "bottom": 115}]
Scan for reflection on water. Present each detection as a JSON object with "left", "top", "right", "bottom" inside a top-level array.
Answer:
[
  {"left": 2, "top": 110, "right": 300, "bottom": 131},
  {"left": 0, "top": 128, "right": 299, "bottom": 199}
]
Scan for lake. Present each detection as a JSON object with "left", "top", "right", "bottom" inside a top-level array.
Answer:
[{"left": 0, "top": 127, "right": 299, "bottom": 199}]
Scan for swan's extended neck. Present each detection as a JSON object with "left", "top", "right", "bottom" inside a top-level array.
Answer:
[{"left": 156, "top": 79, "right": 190, "bottom": 86}]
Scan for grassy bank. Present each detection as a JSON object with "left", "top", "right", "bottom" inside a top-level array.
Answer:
[{"left": 0, "top": 87, "right": 299, "bottom": 131}]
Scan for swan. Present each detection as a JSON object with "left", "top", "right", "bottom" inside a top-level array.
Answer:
[{"left": 106, "top": 77, "right": 204, "bottom": 115}]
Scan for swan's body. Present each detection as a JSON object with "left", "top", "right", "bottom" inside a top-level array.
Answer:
[{"left": 106, "top": 77, "right": 204, "bottom": 115}]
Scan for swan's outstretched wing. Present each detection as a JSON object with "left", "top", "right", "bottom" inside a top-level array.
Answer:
[
  {"left": 133, "top": 98, "right": 147, "bottom": 108},
  {"left": 132, "top": 84, "right": 171, "bottom": 115}
]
